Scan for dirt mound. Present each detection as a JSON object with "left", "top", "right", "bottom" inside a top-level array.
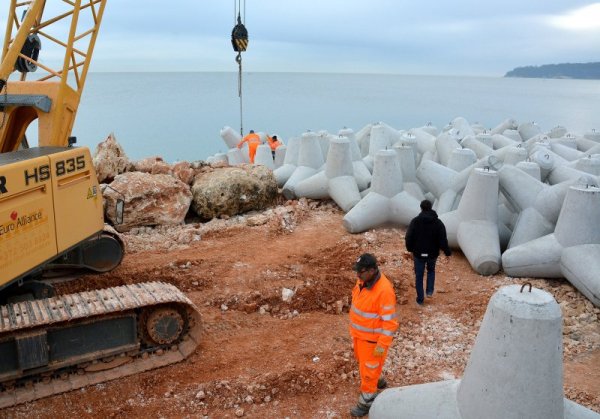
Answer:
[{"left": 7, "top": 200, "right": 599, "bottom": 418}]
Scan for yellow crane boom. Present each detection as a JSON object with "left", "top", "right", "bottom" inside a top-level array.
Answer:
[{"left": 0, "top": 0, "right": 106, "bottom": 151}]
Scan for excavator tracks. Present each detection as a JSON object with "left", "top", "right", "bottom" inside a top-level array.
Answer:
[{"left": 0, "top": 282, "right": 202, "bottom": 409}]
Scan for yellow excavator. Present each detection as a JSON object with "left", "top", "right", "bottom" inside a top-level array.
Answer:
[{"left": 0, "top": 0, "right": 201, "bottom": 408}]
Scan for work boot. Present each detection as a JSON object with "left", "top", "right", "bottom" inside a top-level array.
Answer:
[
  {"left": 350, "top": 392, "right": 377, "bottom": 417},
  {"left": 377, "top": 377, "right": 388, "bottom": 390}
]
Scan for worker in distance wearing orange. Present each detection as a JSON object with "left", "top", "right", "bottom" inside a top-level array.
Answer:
[
  {"left": 348, "top": 253, "right": 398, "bottom": 417},
  {"left": 237, "top": 129, "right": 261, "bottom": 163},
  {"left": 267, "top": 134, "right": 282, "bottom": 159}
]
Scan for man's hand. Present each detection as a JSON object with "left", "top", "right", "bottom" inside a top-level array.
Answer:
[{"left": 373, "top": 345, "right": 385, "bottom": 357}]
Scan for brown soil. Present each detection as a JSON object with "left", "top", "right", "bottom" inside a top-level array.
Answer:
[{"left": 4, "top": 200, "right": 600, "bottom": 418}]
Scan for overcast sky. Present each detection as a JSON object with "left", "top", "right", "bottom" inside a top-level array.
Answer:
[{"left": 2, "top": 1, "right": 600, "bottom": 76}]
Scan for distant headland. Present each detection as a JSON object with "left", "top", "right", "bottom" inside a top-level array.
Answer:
[{"left": 504, "top": 62, "right": 600, "bottom": 79}]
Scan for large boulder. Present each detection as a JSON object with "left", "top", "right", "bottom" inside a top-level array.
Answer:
[
  {"left": 103, "top": 171, "right": 192, "bottom": 232},
  {"left": 93, "top": 133, "right": 130, "bottom": 183},
  {"left": 191, "top": 165, "right": 277, "bottom": 219},
  {"left": 132, "top": 156, "right": 171, "bottom": 175},
  {"left": 172, "top": 161, "right": 195, "bottom": 185},
  {"left": 132, "top": 158, "right": 195, "bottom": 184}
]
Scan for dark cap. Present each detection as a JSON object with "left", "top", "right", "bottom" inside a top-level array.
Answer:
[{"left": 353, "top": 253, "right": 377, "bottom": 271}]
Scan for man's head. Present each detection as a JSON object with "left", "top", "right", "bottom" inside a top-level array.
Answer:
[
  {"left": 272, "top": 135, "right": 278, "bottom": 140},
  {"left": 249, "top": 129, "right": 255, "bottom": 133},
  {"left": 420, "top": 199, "right": 432, "bottom": 212},
  {"left": 353, "top": 253, "right": 378, "bottom": 281}
]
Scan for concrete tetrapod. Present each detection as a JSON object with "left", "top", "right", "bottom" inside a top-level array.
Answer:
[
  {"left": 409, "top": 127, "right": 437, "bottom": 157},
  {"left": 253, "top": 144, "right": 274, "bottom": 169},
  {"left": 220, "top": 126, "right": 242, "bottom": 149},
  {"left": 568, "top": 155, "right": 600, "bottom": 176},
  {"left": 396, "top": 132, "right": 420, "bottom": 166},
  {"left": 490, "top": 118, "right": 518, "bottom": 135},
  {"left": 281, "top": 132, "right": 325, "bottom": 199},
  {"left": 370, "top": 285, "right": 600, "bottom": 419},
  {"left": 491, "top": 133, "right": 519, "bottom": 149},
  {"left": 226, "top": 147, "right": 246, "bottom": 165},
  {"left": 294, "top": 138, "right": 361, "bottom": 212},
  {"left": 498, "top": 166, "right": 592, "bottom": 248},
  {"left": 338, "top": 128, "right": 372, "bottom": 190},
  {"left": 436, "top": 155, "right": 502, "bottom": 215},
  {"left": 503, "top": 185, "right": 600, "bottom": 306},
  {"left": 394, "top": 144, "right": 425, "bottom": 201},
  {"left": 499, "top": 164, "right": 552, "bottom": 248},
  {"left": 439, "top": 168, "right": 502, "bottom": 275},
  {"left": 416, "top": 159, "right": 457, "bottom": 200},
  {"left": 273, "top": 136, "right": 301, "bottom": 186},
  {"left": 446, "top": 148, "right": 477, "bottom": 173},
  {"left": 274, "top": 144, "right": 286, "bottom": 169},
  {"left": 343, "top": 150, "right": 420, "bottom": 233},
  {"left": 362, "top": 123, "right": 400, "bottom": 172},
  {"left": 435, "top": 132, "right": 462, "bottom": 166},
  {"left": 515, "top": 161, "right": 541, "bottom": 180}
]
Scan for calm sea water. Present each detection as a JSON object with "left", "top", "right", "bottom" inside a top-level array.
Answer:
[{"left": 63, "top": 72, "right": 600, "bottom": 162}]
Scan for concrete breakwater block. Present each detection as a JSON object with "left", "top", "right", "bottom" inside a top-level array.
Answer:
[
  {"left": 440, "top": 168, "right": 501, "bottom": 275},
  {"left": 362, "top": 122, "right": 401, "bottom": 171},
  {"left": 370, "top": 285, "right": 600, "bottom": 419},
  {"left": 294, "top": 138, "right": 361, "bottom": 212},
  {"left": 274, "top": 136, "right": 301, "bottom": 186},
  {"left": 343, "top": 150, "right": 419, "bottom": 233},
  {"left": 253, "top": 144, "right": 274, "bottom": 169},
  {"left": 220, "top": 125, "right": 242, "bottom": 149},
  {"left": 274, "top": 144, "right": 286, "bottom": 169},
  {"left": 503, "top": 185, "right": 600, "bottom": 307},
  {"left": 281, "top": 132, "right": 324, "bottom": 198},
  {"left": 251, "top": 118, "right": 599, "bottom": 307}
]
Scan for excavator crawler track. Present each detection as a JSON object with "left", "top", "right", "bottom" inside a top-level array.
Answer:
[{"left": 0, "top": 282, "right": 202, "bottom": 409}]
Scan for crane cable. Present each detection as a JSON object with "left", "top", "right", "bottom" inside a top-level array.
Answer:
[
  {"left": 231, "top": 0, "right": 248, "bottom": 135},
  {"left": 236, "top": 52, "right": 243, "bottom": 136}
]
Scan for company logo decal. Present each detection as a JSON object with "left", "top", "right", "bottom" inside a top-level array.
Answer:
[{"left": 1, "top": 209, "right": 45, "bottom": 237}]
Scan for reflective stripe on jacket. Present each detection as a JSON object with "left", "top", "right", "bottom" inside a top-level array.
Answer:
[{"left": 349, "top": 272, "right": 398, "bottom": 347}]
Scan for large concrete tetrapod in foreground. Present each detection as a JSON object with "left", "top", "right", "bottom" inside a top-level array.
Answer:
[{"left": 370, "top": 285, "right": 600, "bottom": 419}]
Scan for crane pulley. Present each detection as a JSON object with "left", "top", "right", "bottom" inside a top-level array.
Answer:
[{"left": 231, "top": 0, "right": 248, "bottom": 135}]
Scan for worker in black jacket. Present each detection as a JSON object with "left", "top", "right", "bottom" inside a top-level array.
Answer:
[{"left": 405, "top": 199, "right": 451, "bottom": 305}]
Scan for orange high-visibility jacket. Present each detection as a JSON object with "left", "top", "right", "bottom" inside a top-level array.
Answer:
[
  {"left": 349, "top": 272, "right": 398, "bottom": 348},
  {"left": 237, "top": 132, "right": 261, "bottom": 149},
  {"left": 268, "top": 138, "right": 282, "bottom": 151}
]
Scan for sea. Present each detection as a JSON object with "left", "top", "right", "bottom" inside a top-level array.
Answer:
[{"left": 58, "top": 72, "right": 600, "bottom": 163}]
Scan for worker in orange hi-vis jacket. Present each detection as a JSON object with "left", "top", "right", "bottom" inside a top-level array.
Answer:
[
  {"left": 267, "top": 134, "right": 282, "bottom": 159},
  {"left": 237, "top": 129, "right": 262, "bottom": 163},
  {"left": 348, "top": 253, "right": 398, "bottom": 418}
]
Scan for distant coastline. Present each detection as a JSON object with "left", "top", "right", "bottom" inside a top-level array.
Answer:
[{"left": 504, "top": 62, "right": 600, "bottom": 79}]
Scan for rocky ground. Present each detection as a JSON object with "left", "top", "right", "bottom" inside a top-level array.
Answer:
[{"left": 4, "top": 198, "right": 600, "bottom": 418}]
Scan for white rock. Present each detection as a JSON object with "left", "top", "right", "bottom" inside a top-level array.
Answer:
[{"left": 281, "top": 288, "right": 295, "bottom": 302}]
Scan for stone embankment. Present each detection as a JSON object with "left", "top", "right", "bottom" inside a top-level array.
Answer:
[{"left": 93, "top": 133, "right": 277, "bottom": 232}]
